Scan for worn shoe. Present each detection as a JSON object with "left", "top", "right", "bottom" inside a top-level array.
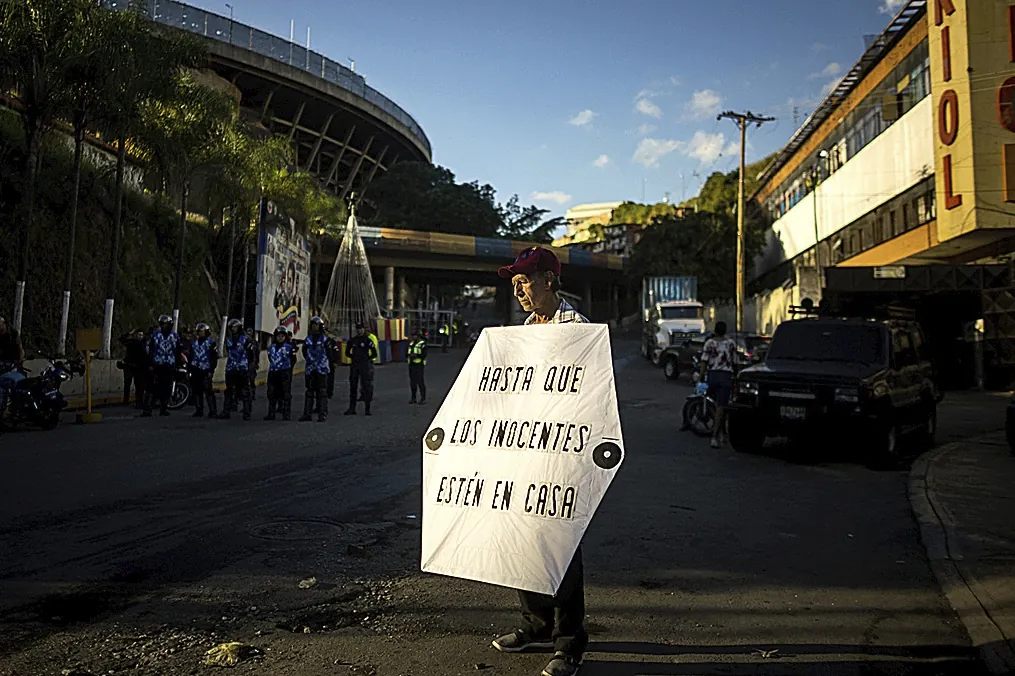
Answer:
[
  {"left": 344, "top": 409, "right": 356, "bottom": 416},
  {"left": 491, "top": 631, "right": 553, "bottom": 653},
  {"left": 541, "top": 652, "right": 581, "bottom": 676},
  {"left": 299, "top": 414, "right": 312, "bottom": 422},
  {"left": 409, "top": 398, "right": 416, "bottom": 404}
]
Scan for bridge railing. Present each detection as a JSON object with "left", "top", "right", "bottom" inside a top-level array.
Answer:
[{"left": 103, "top": 0, "right": 431, "bottom": 156}]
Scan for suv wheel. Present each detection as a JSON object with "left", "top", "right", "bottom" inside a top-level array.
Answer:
[
  {"left": 728, "top": 414, "right": 764, "bottom": 453},
  {"left": 663, "top": 357, "right": 679, "bottom": 380}
]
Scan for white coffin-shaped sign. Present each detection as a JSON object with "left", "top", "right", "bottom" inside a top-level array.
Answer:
[{"left": 421, "top": 323, "right": 624, "bottom": 595}]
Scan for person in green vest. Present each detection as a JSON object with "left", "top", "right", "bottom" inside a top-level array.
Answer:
[{"left": 408, "top": 328, "right": 428, "bottom": 405}]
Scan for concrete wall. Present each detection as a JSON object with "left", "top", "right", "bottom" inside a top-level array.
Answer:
[{"left": 756, "top": 96, "right": 934, "bottom": 278}]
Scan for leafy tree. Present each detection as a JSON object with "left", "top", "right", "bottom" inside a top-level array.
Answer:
[
  {"left": 0, "top": 0, "right": 90, "bottom": 333},
  {"left": 627, "top": 210, "right": 766, "bottom": 302},
  {"left": 93, "top": 3, "right": 203, "bottom": 356},
  {"left": 497, "top": 194, "right": 560, "bottom": 243},
  {"left": 363, "top": 161, "right": 502, "bottom": 237},
  {"left": 138, "top": 72, "right": 236, "bottom": 329},
  {"left": 609, "top": 201, "right": 685, "bottom": 226}
]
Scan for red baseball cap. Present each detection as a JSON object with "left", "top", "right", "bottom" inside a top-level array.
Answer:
[{"left": 498, "top": 246, "right": 562, "bottom": 279}]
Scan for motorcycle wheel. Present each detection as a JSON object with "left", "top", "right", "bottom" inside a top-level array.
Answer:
[
  {"left": 37, "top": 409, "right": 60, "bottom": 430},
  {"left": 168, "top": 382, "right": 191, "bottom": 411},
  {"left": 686, "top": 398, "right": 716, "bottom": 437}
]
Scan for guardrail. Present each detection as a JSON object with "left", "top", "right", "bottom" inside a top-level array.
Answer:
[{"left": 102, "top": 0, "right": 431, "bottom": 157}]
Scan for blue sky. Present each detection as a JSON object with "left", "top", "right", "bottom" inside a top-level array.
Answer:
[{"left": 185, "top": 0, "right": 908, "bottom": 218}]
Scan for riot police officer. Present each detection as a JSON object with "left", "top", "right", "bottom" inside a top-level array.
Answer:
[
  {"left": 144, "top": 314, "right": 180, "bottom": 417},
  {"left": 408, "top": 328, "right": 428, "bottom": 405},
  {"left": 246, "top": 328, "right": 261, "bottom": 401},
  {"left": 265, "top": 325, "right": 297, "bottom": 420},
  {"left": 301, "top": 316, "right": 331, "bottom": 422},
  {"left": 189, "top": 322, "right": 219, "bottom": 418},
  {"left": 219, "top": 319, "right": 255, "bottom": 420},
  {"left": 344, "top": 322, "right": 377, "bottom": 416}
]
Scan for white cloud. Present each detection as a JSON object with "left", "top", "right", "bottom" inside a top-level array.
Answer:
[
  {"left": 531, "top": 190, "right": 572, "bottom": 205},
  {"left": 669, "top": 75, "right": 682, "bottom": 86},
  {"left": 568, "top": 109, "right": 597, "bottom": 127},
  {"left": 635, "top": 97, "right": 663, "bottom": 119},
  {"left": 637, "top": 123, "right": 657, "bottom": 135},
  {"left": 880, "top": 0, "right": 906, "bottom": 14},
  {"left": 811, "top": 42, "right": 829, "bottom": 53},
  {"left": 685, "top": 131, "right": 728, "bottom": 165},
  {"left": 808, "top": 62, "right": 841, "bottom": 79},
  {"left": 592, "top": 154, "right": 610, "bottom": 168},
  {"left": 633, "top": 138, "right": 685, "bottom": 168},
  {"left": 684, "top": 89, "right": 722, "bottom": 120}
]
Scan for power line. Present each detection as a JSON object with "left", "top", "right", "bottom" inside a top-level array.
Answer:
[{"left": 717, "top": 110, "right": 776, "bottom": 334}]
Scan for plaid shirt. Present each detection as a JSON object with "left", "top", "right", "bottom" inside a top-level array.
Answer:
[{"left": 525, "top": 298, "right": 589, "bottom": 325}]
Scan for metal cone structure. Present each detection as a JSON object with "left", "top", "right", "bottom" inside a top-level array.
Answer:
[
  {"left": 321, "top": 206, "right": 382, "bottom": 336},
  {"left": 421, "top": 323, "right": 625, "bottom": 595}
]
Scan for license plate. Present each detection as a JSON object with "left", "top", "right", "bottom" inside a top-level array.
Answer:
[{"left": 780, "top": 405, "right": 807, "bottom": 420}]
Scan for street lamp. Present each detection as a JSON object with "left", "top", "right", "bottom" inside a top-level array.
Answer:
[
  {"left": 812, "top": 149, "right": 830, "bottom": 295},
  {"left": 225, "top": 3, "right": 233, "bottom": 43}
]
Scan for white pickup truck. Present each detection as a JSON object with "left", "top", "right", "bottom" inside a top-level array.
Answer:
[{"left": 641, "top": 299, "right": 706, "bottom": 363}]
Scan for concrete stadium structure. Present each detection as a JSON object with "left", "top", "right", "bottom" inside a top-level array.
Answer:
[{"left": 106, "top": 0, "right": 431, "bottom": 199}]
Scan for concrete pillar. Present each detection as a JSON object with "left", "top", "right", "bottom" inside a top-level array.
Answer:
[
  {"left": 583, "top": 282, "right": 593, "bottom": 319},
  {"left": 397, "top": 274, "right": 407, "bottom": 312},
  {"left": 384, "top": 266, "right": 395, "bottom": 314}
]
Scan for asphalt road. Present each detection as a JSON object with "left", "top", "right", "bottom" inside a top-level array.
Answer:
[{"left": 0, "top": 339, "right": 1002, "bottom": 676}]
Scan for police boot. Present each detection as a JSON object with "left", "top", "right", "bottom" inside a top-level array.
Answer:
[
  {"left": 344, "top": 403, "right": 356, "bottom": 415},
  {"left": 207, "top": 395, "right": 218, "bottom": 419},
  {"left": 264, "top": 400, "right": 276, "bottom": 421},
  {"left": 364, "top": 402, "right": 371, "bottom": 416},
  {"left": 242, "top": 398, "right": 252, "bottom": 421},
  {"left": 300, "top": 395, "right": 314, "bottom": 422},
  {"left": 282, "top": 399, "right": 292, "bottom": 421},
  {"left": 317, "top": 391, "right": 328, "bottom": 422}
]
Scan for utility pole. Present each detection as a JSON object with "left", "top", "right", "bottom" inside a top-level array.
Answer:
[{"left": 716, "top": 110, "right": 775, "bottom": 335}]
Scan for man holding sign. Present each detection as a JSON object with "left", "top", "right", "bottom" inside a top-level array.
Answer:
[{"left": 422, "top": 247, "right": 624, "bottom": 676}]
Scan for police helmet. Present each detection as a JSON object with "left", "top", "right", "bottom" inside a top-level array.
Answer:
[
  {"left": 310, "top": 316, "right": 324, "bottom": 326},
  {"left": 273, "top": 325, "right": 288, "bottom": 336},
  {"left": 195, "top": 322, "right": 210, "bottom": 332},
  {"left": 227, "top": 318, "right": 242, "bottom": 329},
  {"left": 286, "top": 328, "right": 293, "bottom": 337},
  {"left": 158, "top": 314, "right": 172, "bottom": 325}
]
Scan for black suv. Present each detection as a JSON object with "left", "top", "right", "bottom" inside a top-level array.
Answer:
[{"left": 726, "top": 307, "right": 941, "bottom": 465}]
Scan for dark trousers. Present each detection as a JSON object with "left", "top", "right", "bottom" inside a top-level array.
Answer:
[
  {"left": 326, "top": 367, "right": 336, "bottom": 398},
  {"left": 518, "top": 546, "right": 587, "bottom": 659},
  {"left": 409, "top": 363, "right": 426, "bottom": 401},
  {"left": 224, "top": 369, "right": 251, "bottom": 416},
  {"left": 349, "top": 364, "right": 374, "bottom": 406},
  {"left": 124, "top": 366, "right": 146, "bottom": 408},
  {"left": 267, "top": 370, "right": 292, "bottom": 417},
  {"left": 189, "top": 368, "right": 216, "bottom": 415},
  {"left": 304, "top": 371, "right": 328, "bottom": 418},
  {"left": 146, "top": 365, "right": 174, "bottom": 414},
  {"left": 248, "top": 363, "right": 258, "bottom": 400}
]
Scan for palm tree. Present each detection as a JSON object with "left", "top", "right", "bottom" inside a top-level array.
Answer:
[
  {"left": 138, "top": 72, "right": 236, "bottom": 330},
  {"left": 0, "top": 0, "right": 88, "bottom": 334},
  {"left": 93, "top": 3, "right": 202, "bottom": 357},
  {"left": 55, "top": 1, "right": 118, "bottom": 354}
]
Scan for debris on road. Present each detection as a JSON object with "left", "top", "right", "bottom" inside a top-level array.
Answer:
[
  {"left": 202, "top": 642, "right": 262, "bottom": 667},
  {"left": 298, "top": 576, "right": 319, "bottom": 589}
]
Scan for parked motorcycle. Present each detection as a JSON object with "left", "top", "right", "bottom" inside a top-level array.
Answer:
[
  {"left": 681, "top": 357, "right": 717, "bottom": 437},
  {"left": 0, "top": 357, "right": 85, "bottom": 431},
  {"left": 166, "top": 354, "right": 191, "bottom": 411}
]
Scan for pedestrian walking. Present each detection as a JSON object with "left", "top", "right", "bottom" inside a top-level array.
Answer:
[
  {"left": 219, "top": 319, "right": 254, "bottom": 420},
  {"left": 143, "top": 314, "right": 180, "bottom": 418},
  {"left": 300, "top": 316, "right": 332, "bottom": 422},
  {"left": 344, "top": 323, "right": 377, "bottom": 416},
  {"left": 188, "top": 322, "right": 219, "bottom": 418},
  {"left": 265, "top": 325, "right": 297, "bottom": 420},
  {"left": 490, "top": 246, "right": 588, "bottom": 676},
  {"left": 408, "top": 328, "right": 428, "bottom": 405},
  {"left": 699, "top": 321, "right": 737, "bottom": 449},
  {"left": 246, "top": 328, "right": 260, "bottom": 401}
]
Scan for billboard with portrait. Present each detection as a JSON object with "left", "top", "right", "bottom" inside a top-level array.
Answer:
[{"left": 255, "top": 199, "right": 310, "bottom": 340}]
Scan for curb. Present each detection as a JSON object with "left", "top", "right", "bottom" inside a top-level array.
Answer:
[
  {"left": 909, "top": 439, "right": 1015, "bottom": 675},
  {"left": 64, "top": 369, "right": 306, "bottom": 412}
]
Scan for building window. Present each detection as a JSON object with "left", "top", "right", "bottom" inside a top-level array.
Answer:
[{"left": 890, "top": 210, "right": 899, "bottom": 237}]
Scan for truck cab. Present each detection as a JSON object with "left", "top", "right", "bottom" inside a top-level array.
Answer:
[{"left": 642, "top": 300, "right": 705, "bottom": 363}]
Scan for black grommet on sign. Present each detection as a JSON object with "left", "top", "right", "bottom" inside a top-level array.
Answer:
[
  {"left": 425, "top": 428, "right": 445, "bottom": 451},
  {"left": 593, "top": 442, "right": 622, "bottom": 470}
]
